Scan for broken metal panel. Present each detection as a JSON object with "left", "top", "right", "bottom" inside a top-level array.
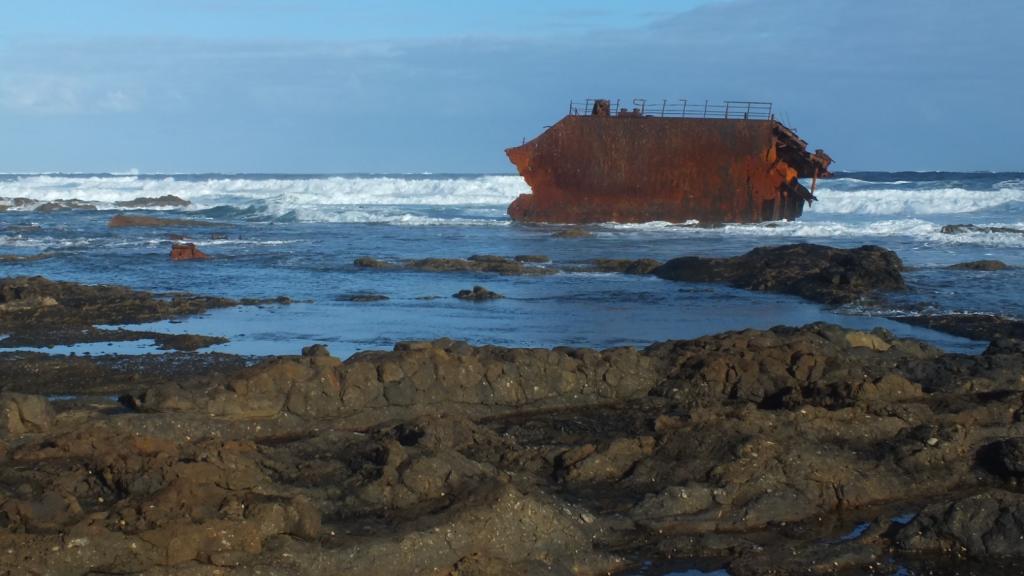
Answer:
[{"left": 506, "top": 99, "right": 833, "bottom": 225}]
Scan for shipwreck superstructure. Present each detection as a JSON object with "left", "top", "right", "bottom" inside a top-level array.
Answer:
[{"left": 505, "top": 99, "right": 833, "bottom": 224}]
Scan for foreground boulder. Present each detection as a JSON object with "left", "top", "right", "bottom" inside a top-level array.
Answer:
[{"left": 5, "top": 322, "right": 1024, "bottom": 575}]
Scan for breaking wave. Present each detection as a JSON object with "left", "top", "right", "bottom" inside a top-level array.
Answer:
[
  {"left": 0, "top": 174, "right": 527, "bottom": 212},
  {"left": 809, "top": 186, "right": 1024, "bottom": 215},
  {"left": 602, "top": 219, "right": 1024, "bottom": 247}
]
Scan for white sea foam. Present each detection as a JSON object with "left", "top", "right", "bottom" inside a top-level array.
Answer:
[
  {"left": 0, "top": 174, "right": 527, "bottom": 212},
  {"left": 603, "top": 219, "right": 1024, "bottom": 247},
  {"left": 809, "top": 186, "right": 1024, "bottom": 215}
]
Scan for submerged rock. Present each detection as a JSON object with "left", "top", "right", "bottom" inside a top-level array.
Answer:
[
  {"left": 453, "top": 285, "right": 504, "bottom": 301},
  {"left": 590, "top": 258, "right": 662, "bottom": 275},
  {"left": 513, "top": 254, "right": 550, "bottom": 263},
  {"left": 355, "top": 255, "right": 553, "bottom": 276},
  {"left": 947, "top": 259, "right": 1010, "bottom": 271},
  {"left": 353, "top": 256, "right": 399, "bottom": 269},
  {"left": 891, "top": 314, "right": 1024, "bottom": 342},
  {"left": 941, "top": 224, "right": 1024, "bottom": 235},
  {"left": 34, "top": 200, "right": 97, "bottom": 212},
  {"left": 108, "top": 214, "right": 220, "bottom": 228},
  {"left": 335, "top": 293, "right": 389, "bottom": 302},
  {"left": 553, "top": 228, "right": 593, "bottom": 238}
]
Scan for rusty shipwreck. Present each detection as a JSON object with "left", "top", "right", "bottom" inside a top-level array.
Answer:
[{"left": 505, "top": 99, "right": 833, "bottom": 224}]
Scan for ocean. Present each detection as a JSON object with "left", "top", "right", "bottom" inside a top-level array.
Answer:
[{"left": 1, "top": 171, "right": 1022, "bottom": 357}]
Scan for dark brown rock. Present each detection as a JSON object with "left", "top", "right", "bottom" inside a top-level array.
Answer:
[
  {"left": 108, "top": 214, "right": 220, "bottom": 228},
  {"left": 553, "top": 228, "right": 592, "bottom": 238},
  {"left": 6, "top": 314, "right": 1024, "bottom": 575},
  {"left": 590, "top": 258, "right": 662, "bottom": 275},
  {"left": 948, "top": 259, "right": 1010, "bottom": 271},
  {"left": 154, "top": 333, "right": 229, "bottom": 351},
  {"left": 995, "top": 438, "right": 1024, "bottom": 476},
  {"left": 0, "top": 393, "right": 54, "bottom": 435},
  {"left": 335, "top": 293, "right": 389, "bottom": 302},
  {"left": 34, "top": 200, "right": 97, "bottom": 212},
  {"left": 891, "top": 314, "right": 1024, "bottom": 342},
  {"left": 895, "top": 491, "right": 1024, "bottom": 558},
  {"left": 514, "top": 254, "right": 550, "bottom": 263},
  {"left": 453, "top": 286, "right": 504, "bottom": 301},
  {"left": 654, "top": 244, "right": 905, "bottom": 304},
  {"left": 114, "top": 194, "right": 190, "bottom": 208},
  {"left": 941, "top": 224, "right": 1024, "bottom": 235},
  {"left": 353, "top": 256, "right": 398, "bottom": 269}
]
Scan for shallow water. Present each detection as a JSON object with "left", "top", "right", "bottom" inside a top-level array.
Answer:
[{"left": 1, "top": 171, "right": 1021, "bottom": 356}]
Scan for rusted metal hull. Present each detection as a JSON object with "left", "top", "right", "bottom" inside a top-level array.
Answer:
[{"left": 506, "top": 115, "right": 831, "bottom": 224}]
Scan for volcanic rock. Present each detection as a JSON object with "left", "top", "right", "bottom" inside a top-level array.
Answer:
[
  {"left": 895, "top": 491, "right": 1024, "bottom": 558},
  {"left": 356, "top": 255, "right": 553, "bottom": 276},
  {"left": 0, "top": 393, "right": 54, "bottom": 435},
  {"left": 653, "top": 244, "right": 905, "bottom": 304},
  {"left": 941, "top": 224, "right": 1024, "bottom": 235},
  {"left": 335, "top": 293, "right": 389, "bottom": 302},
  {"left": 0, "top": 275, "right": 236, "bottom": 328},
  {"left": 891, "top": 314, "right": 1024, "bottom": 342},
  {"left": 553, "top": 228, "right": 592, "bottom": 238},
  {"left": 513, "top": 254, "right": 550, "bottom": 263},
  {"left": 115, "top": 194, "right": 190, "bottom": 208},
  {"left": 453, "top": 286, "right": 504, "bottom": 301},
  {"left": 34, "top": 200, "right": 97, "bottom": 212},
  {"left": 353, "top": 256, "right": 398, "bottom": 269},
  {"left": 591, "top": 258, "right": 662, "bottom": 275},
  {"left": 108, "top": 214, "right": 219, "bottom": 228},
  {"left": 947, "top": 259, "right": 1010, "bottom": 271}
]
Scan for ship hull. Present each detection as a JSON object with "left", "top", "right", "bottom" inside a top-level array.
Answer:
[{"left": 506, "top": 115, "right": 829, "bottom": 225}]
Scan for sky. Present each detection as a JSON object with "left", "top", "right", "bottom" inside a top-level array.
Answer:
[{"left": 0, "top": 0, "right": 1021, "bottom": 173}]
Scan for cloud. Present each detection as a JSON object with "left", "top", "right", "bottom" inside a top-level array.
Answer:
[
  {"left": 0, "top": 75, "right": 83, "bottom": 114},
  {"left": 0, "top": 0, "right": 1020, "bottom": 171}
]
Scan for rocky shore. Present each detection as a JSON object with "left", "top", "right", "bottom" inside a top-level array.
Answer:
[
  {"left": 0, "top": 243, "right": 1021, "bottom": 575},
  {"left": 0, "top": 290, "right": 1021, "bottom": 574}
]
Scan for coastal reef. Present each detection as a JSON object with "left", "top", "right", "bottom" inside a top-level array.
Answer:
[{"left": 0, "top": 279, "right": 1023, "bottom": 574}]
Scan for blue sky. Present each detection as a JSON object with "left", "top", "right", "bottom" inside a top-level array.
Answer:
[{"left": 0, "top": 0, "right": 1020, "bottom": 173}]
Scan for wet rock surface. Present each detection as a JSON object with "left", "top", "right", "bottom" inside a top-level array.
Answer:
[
  {"left": 590, "top": 258, "right": 662, "bottom": 275},
  {"left": 947, "top": 259, "right": 1010, "bottom": 271},
  {"left": 891, "top": 314, "right": 1024, "bottom": 342},
  {"left": 335, "top": 292, "right": 389, "bottom": 302},
  {"left": 941, "top": 223, "right": 1024, "bottom": 235},
  {"left": 355, "top": 254, "right": 556, "bottom": 276},
  {"left": 653, "top": 243, "right": 906, "bottom": 305},
  {"left": 2, "top": 313, "right": 1022, "bottom": 574},
  {"left": 453, "top": 285, "right": 504, "bottom": 301},
  {"left": 553, "top": 227, "right": 593, "bottom": 238},
  {"left": 114, "top": 194, "right": 191, "bottom": 208},
  {"left": 170, "top": 242, "right": 210, "bottom": 261},
  {"left": 108, "top": 214, "right": 222, "bottom": 228},
  {"left": 0, "top": 276, "right": 285, "bottom": 350}
]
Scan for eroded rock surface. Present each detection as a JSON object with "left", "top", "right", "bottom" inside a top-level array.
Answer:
[
  {"left": 355, "top": 254, "right": 555, "bottom": 276},
  {"left": 653, "top": 243, "right": 906, "bottom": 304},
  {"left": 2, "top": 281, "right": 1023, "bottom": 574}
]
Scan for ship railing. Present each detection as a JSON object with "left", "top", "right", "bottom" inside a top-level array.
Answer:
[{"left": 568, "top": 99, "right": 773, "bottom": 120}]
